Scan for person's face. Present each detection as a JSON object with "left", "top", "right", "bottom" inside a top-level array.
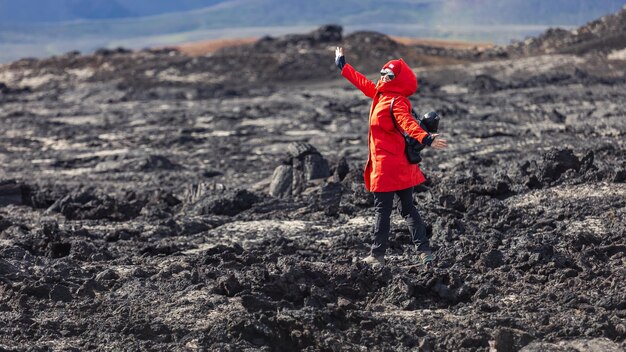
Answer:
[{"left": 379, "top": 68, "right": 395, "bottom": 83}]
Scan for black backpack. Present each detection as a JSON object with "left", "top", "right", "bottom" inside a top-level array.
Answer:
[{"left": 389, "top": 97, "right": 439, "bottom": 164}]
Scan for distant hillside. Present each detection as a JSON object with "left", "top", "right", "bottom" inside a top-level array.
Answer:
[
  {"left": 0, "top": 0, "right": 624, "bottom": 63},
  {"left": 506, "top": 5, "right": 626, "bottom": 56}
]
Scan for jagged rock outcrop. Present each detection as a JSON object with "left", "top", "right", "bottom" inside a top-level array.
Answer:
[{"left": 269, "top": 143, "right": 331, "bottom": 198}]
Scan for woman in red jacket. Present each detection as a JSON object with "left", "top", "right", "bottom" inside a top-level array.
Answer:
[{"left": 335, "top": 47, "right": 447, "bottom": 268}]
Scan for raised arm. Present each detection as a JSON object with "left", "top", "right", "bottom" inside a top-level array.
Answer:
[{"left": 335, "top": 47, "right": 376, "bottom": 98}]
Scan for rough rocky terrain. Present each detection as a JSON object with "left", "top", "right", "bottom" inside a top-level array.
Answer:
[{"left": 0, "top": 12, "right": 625, "bottom": 352}]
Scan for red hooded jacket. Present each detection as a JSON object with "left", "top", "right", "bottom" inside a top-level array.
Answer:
[{"left": 341, "top": 59, "right": 431, "bottom": 192}]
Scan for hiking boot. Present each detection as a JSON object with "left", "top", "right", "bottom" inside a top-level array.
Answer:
[
  {"left": 362, "top": 255, "right": 385, "bottom": 268},
  {"left": 418, "top": 250, "right": 434, "bottom": 266}
]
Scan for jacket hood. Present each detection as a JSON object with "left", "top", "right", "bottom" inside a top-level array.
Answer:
[{"left": 376, "top": 58, "right": 417, "bottom": 96}]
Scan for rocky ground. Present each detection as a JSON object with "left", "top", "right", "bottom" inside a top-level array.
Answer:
[{"left": 1, "top": 15, "right": 626, "bottom": 352}]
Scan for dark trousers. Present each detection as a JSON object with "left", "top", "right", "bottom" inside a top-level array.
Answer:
[{"left": 371, "top": 187, "right": 430, "bottom": 256}]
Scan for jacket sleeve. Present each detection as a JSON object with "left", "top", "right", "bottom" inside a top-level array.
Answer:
[
  {"left": 341, "top": 64, "right": 377, "bottom": 98},
  {"left": 392, "top": 97, "right": 434, "bottom": 146}
]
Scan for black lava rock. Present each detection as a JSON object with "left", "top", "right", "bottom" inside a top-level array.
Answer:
[
  {"left": 270, "top": 143, "right": 331, "bottom": 198},
  {"left": 0, "top": 179, "right": 26, "bottom": 206},
  {"left": 480, "top": 250, "right": 504, "bottom": 269},
  {"left": 493, "top": 328, "right": 534, "bottom": 352},
  {"left": 192, "top": 189, "right": 260, "bottom": 216},
  {"left": 49, "top": 284, "right": 72, "bottom": 302},
  {"left": 468, "top": 74, "right": 505, "bottom": 93},
  {"left": 47, "top": 190, "right": 144, "bottom": 221},
  {"left": 137, "top": 155, "right": 182, "bottom": 172},
  {"left": 540, "top": 149, "right": 580, "bottom": 183}
]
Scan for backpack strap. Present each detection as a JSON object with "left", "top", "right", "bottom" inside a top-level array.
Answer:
[{"left": 389, "top": 97, "right": 407, "bottom": 137}]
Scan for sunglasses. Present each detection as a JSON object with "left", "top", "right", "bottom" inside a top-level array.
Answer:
[{"left": 380, "top": 68, "right": 395, "bottom": 80}]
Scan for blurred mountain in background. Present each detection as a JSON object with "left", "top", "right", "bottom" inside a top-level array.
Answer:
[{"left": 0, "top": 0, "right": 623, "bottom": 62}]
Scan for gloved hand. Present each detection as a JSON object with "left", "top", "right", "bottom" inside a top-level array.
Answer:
[{"left": 335, "top": 46, "right": 345, "bottom": 71}]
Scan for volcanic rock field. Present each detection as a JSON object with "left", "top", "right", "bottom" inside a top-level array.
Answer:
[{"left": 0, "top": 13, "right": 625, "bottom": 352}]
